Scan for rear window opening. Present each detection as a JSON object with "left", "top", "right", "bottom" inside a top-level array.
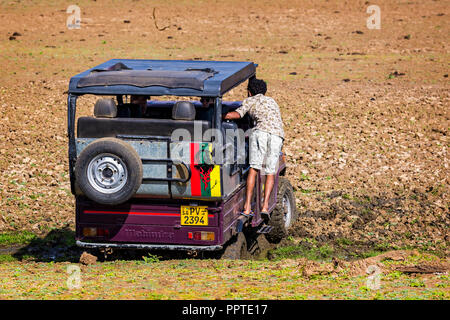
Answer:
[{"left": 73, "top": 94, "right": 250, "bottom": 142}]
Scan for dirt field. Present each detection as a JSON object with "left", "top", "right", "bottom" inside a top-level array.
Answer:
[{"left": 0, "top": 0, "right": 448, "bottom": 299}]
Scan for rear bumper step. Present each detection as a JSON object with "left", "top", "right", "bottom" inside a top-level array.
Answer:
[
  {"left": 76, "top": 240, "right": 222, "bottom": 251},
  {"left": 256, "top": 225, "right": 273, "bottom": 234}
]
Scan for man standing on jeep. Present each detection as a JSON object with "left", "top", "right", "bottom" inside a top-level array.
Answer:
[{"left": 223, "top": 77, "right": 284, "bottom": 220}]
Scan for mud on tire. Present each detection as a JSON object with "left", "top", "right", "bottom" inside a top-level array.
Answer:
[
  {"left": 75, "top": 138, "right": 143, "bottom": 205},
  {"left": 265, "top": 177, "right": 298, "bottom": 244},
  {"left": 219, "top": 232, "right": 250, "bottom": 260}
]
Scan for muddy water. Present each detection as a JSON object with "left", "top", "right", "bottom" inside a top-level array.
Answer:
[{"left": 0, "top": 245, "right": 25, "bottom": 255}]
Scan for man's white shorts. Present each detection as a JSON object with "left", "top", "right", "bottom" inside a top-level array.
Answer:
[{"left": 249, "top": 129, "right": 283, "bottom": 175}]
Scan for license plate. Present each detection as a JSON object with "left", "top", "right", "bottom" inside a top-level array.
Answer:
[{"left": 181, "top": 206, "right": 208, "bottom": 226}]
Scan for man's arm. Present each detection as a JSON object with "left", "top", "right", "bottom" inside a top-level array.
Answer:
[
  {"left": 223, "top": 111, "right": 242, "bottom": 120},
  {"left": 223, "top": 98, "right": 252, "bottom": 120}
]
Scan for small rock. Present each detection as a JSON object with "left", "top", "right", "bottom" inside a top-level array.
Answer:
[
  {"left": 381, "top": 251, "right": 406, "bottom": 261},
  {"left": 389, "top": 71, "right": 405, "bottom": 78},
  {"left": 79, "top": 251, "right": 97, "bottom": 265},
  {"left": 123, "top": 20, "right": 131, "bottom": 23}
]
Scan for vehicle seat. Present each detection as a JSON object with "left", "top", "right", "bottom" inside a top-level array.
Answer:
[
  {"left": 94, "top": 98, "right": 117, "bottom": 118},
  {"left": 172, "top": 101, "right": 195, "bottom": 120}
]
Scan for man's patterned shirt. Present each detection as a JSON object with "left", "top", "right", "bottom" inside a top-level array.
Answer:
[{"left": 235, "top": 94, "right": 284, "bottom": 138}]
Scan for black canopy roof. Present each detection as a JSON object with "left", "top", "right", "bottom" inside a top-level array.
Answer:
[{"left": 68, "top": 59, "right": 257, "bottom": 97}]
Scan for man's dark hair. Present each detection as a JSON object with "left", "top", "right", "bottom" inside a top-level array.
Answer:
[{"left": 247, "top": 77, "right": 267, "bottom": 96}]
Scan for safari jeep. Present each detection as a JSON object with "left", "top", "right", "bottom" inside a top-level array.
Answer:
[{"left": 67, "top": 59, "right": 298, "bottom": 259}]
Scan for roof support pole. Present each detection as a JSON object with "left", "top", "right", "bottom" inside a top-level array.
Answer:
[
  {"left": 214, "top": 96, "right": 222, "bottom": 134},
  {"left": 67, "top": 94, "right": 78, "bottom": 194}
]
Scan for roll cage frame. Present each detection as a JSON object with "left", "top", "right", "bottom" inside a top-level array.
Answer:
[{"left": 67, "top": 59, "right": 257, "bottom": 194}]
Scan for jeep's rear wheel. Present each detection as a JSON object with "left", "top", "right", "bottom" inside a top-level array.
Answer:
[
  {"left": 219, "top": 233, "right": 250, "bottom": 260},
  {"left": 75, "top": 138, "right": 142, "bottom": 205},
  {"left": 265, "top": 177, "right": 298, "bottom": 243}
]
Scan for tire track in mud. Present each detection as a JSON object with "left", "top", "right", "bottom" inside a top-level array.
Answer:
[{"left": 280, "top": 189, "right": 449, "bottom": 259}]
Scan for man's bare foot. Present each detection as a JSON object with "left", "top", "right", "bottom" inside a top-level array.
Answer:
[
  {"left": 260, "top": 207, "right": 270, "bottom": 220},
  {"left": 241, "top": 211, "right": 254, "bottom": 217},
  {"left": 243, "top": 204, "right": 253, "bottom": 215}
]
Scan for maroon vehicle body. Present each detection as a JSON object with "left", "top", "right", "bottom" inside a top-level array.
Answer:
[{"left": 75, "top": 161, "right": 285, "bottom": 251}]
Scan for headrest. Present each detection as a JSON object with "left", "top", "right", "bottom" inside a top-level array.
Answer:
[
  {"left": 172, "top": 101, "right": 195, "bottom": 120},
  {"left": 94, "top": 98, "right": 117, "bottom": 118}
]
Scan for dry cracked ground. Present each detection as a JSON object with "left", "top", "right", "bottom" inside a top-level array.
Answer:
[{"left": 0, "top": 0, "right": 448, "bottom": 299}]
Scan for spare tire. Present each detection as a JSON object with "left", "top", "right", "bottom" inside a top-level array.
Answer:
[{"left": 75, "top": 138, "right": 143, "bottom": 205}]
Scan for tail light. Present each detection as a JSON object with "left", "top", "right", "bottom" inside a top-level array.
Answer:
[
  {"left": 97, "top": 228, "right": 110, "bottom": 237},
  {"left": 83, "top": 227, "right": 97, "bottom": 237},
  {"left": 82, "top": 227, "right": 109, "bottom": 237},
  {"left": 188, "top": 231, "right": 214, "bottom": 241}
]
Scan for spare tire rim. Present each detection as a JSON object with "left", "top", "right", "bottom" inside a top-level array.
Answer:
[
  {"left": 87, "top": 153, "right": 128, "bottom": 194},
  {"left": 282, "top": 194, "right": 292, "bottom": 228}
]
